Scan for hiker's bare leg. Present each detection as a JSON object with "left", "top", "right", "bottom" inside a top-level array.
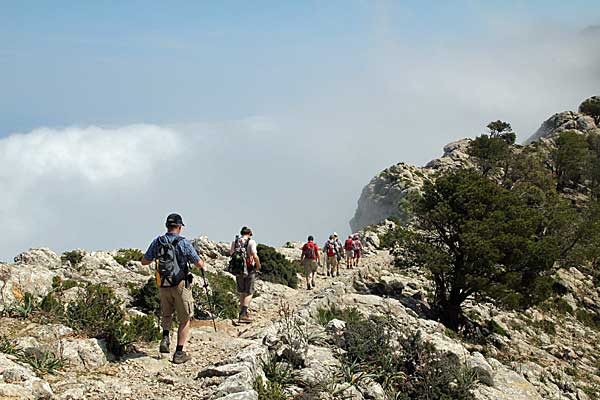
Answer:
[
  {"left": 162, "top": 314, "right": 173, "bottom": 332},
  {"left": 241, "top": 293, "right": 253, "bottom": 307},
  {"left": 177, "top": 319, "right": 190, "bottom": 346}
]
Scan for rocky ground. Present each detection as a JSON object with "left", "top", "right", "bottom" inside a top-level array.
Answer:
[{"left": 1, "top": 238, "right": 600, "bottom": 399}]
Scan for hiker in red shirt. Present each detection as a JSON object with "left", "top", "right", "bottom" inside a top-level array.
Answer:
[
  {"left": 344, "top": 235, "right": 354, "bottom": 269},
  {"left": 353, "top": 235, "right": 363, "bottom": 267},
  {"left": 301, "top": 235, "right": 320, "bottom": 290}
]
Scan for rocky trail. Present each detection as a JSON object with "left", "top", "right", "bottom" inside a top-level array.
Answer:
[{"left": 2, "top": 237, "right": 600, "bottom": 400}]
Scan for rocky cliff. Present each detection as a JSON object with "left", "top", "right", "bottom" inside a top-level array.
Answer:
[
  {"left": 350, "top": 97, "right": 599, "bottom": 232},
  {"left": 350, "top": 139, "right": 473, "bottom": 232}
]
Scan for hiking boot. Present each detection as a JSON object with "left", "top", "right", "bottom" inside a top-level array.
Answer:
[
  {"left": 336, "top": 272, "right": 340, "bottom": 277},
  {"left": 172, "top": 351, "right": 191, "bottom": 364},
  {"left": 159, "top": 337, "right": 170, "bottom": 353},
  {"left": 239, "top": 314, "right": 253, "bottom": 323},
  {"left": 307, "top": 283, "right": 312, "bottom": 290},
  {"left": 326, "top": 272, "right": 330, "bottom": 277},
  {"left": 311, "top": 279, "right": 316, "bottom": 288}
]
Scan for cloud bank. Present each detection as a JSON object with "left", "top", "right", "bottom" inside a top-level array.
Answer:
[{"left": 1, "top": 22, "right": 599, "bottom": 260}]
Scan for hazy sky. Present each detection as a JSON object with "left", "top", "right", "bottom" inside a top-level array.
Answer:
[{"left": 1, "top": 1, "right": 599, "bottom": 260}]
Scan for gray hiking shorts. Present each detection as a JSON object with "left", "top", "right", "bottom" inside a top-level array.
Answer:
[
  {"left": 303, "top": 259, "right": 318, "bottom": 276},
  {"left": 236, "top": 272, "right": 256, "bottom": 295}
]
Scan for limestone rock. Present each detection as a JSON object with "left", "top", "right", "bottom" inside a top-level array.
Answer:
[
  {"left": 350, "top": 163, "right": 429, "bottom": 231},
  {"left": 216, "top": 390, "right": 258, "bottom": 400},
  {"left": 59, "top": 338, "right": 109, "bottom": 370},
  {"left": 0, "top": 262, "right": 55, "bottom": 311},
  {"left": 467, "top": 352, "right": 495, "bottom": 386},
  {"left": 350, "top": 139, "right": 472, "bottom": 232},
  {"left": 13, "top": 248, "right": 61, "bottom": 269},
  {"left": 525, "top": 111, "right": 597, "bottom": 144}
]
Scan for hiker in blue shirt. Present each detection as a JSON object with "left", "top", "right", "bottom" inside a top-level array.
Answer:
[{"left": 142, "top": 213, "right": 204, "bottom": 364}]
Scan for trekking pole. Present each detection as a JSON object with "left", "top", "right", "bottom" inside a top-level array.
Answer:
[{"left": 200, "top": 269, "right": 218, "bottom": 332}]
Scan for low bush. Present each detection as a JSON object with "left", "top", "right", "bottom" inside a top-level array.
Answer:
[
  {"left": 20, "top": 349, "right": 65, "bottom": 375},
  {"left": 486, "top": 319, "right": 509, "bottom": 337},
  {"left": 130, "top": 278, "right": 160, "bottom": 316},
  {"left": 8, "top": 292, "right": 36, "bottom": 319},
  {"left": 315, "top": 304, "right": 361, "bottom": 326},
  {"left": 576, "top": 309, "right": 600, "bottom": 331},
  {"left": 114, "top": 248, "right": 144, "bottom": 267},
  {"left": 192, "top": 271, "right": 238, "bottom": 320},
  {"left": 65, "top": 283, "right": 159, "bottom": 357},
  {"left": 0, "top": 335, "right": 19, "bottom": 356},
  {"left": 261, "top": 353, "right": 294, "bottom": 386},
  {"left": 341, "top": 314, "right": 475, "bottom": 399},
  {"left": 61, "top": 250, "right": 84, "bottom": 266},
  {"left": 0, "top": 336, "right": 64, "bottom": 376},
  {"left": 257, "top": 244, "right": 299, "bottom": 289},
  {"left": 126, "top": 315, "right": 161, "bottom": 342},
  {"left": 253, "top": 376, "right": 287, "bottom": 400},
  {"left": 532, "top": 319, "right": 556, "bottom": 335}
]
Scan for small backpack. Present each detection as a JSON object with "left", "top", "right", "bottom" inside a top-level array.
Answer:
[
  {"left": 156, "top": 236, "right": 184, "bottom": 287},
  {"left": 303, "top": 242, "right": 316, "bottom": 260},
  {"left": 353, "top": 240, "right": 362, "bottom": 251},
  {"left": 229, "top": 235, "right": 249, "bottom": 275},
  {"left": 326, "top": 241, "right": 336, "bottom": 257},
  {"left": 344, "top": 239, "right": 353, "bottom": 251}
]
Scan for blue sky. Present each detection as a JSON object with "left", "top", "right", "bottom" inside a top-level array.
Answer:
[{"left": 0, "top": 1, "right": 599, "bottom": 259}]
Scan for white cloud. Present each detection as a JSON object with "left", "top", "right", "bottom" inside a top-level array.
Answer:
[{"left": 0, "top": 125, "right": 184, "bottom": 259}]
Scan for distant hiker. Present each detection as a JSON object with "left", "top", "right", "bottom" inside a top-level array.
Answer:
[
  {"left": 142, "top": 213, "right": 204, "bottom": 364},
  {"left": 353, "top": 235, "right": 363, "bottom": 267},
  {"left": 229, "top": 227, "right": 261, "bottom": 323},
  {"left": 344, "top": 235, "right": 354, "bottom": 268},
  {"left": 333, "top": 232, "right": 343, "bottom": 263},
  {"left": 301, "top": 235, "right": 320, "bottom": 290},
  {"left": 324, "top": 235, "right": 340, "bottom": 277}
]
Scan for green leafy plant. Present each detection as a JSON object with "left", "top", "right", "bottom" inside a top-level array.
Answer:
[
  {"left": 61, "top": 250, "right": 85, "bottom": 266},
  {"left": 579, "top": 96, "right": 600, "bottom": 124},
  {"left": 0, "top": 335, "right": 19, "bottom": 356},
  {"left": 9, "top": 292, "right": 36, "bottom": 319},
  {"left": 257, "top": 244, "right": 299, "bottom": 289},
  {"left": 261, "top": 353, "right": 294, "bottom": 386},
  {"left": 130, "top": 277, "right": 160, "bottom": 316},
  {"left": 20, "top": 349, "right": 65, "bottom": 375},
  {"left": 486, "top": 319, "right": 509, "bottom": 337},
  {"left": 114, "top": 248, "right": 144, "bottom": 267},
  {"left": 253, "top": 376, "right": 287, "bottom": 400},
  {"left": 341, "top": 314, "right": 475, "bottom": 399},
  {"left": 126, "top": 315, "right": 161, "bottom": 342},
  {"left": 192, "top": 270, "right": 238, "bottom": 320},
  {"left": 316, "top": 304, "right": 361, "bottom": 326},
  {"left": 391, "top": 169, "right": 573, "bottom": 330}
]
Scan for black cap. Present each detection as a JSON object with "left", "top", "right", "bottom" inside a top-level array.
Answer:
[{"left": 166, "top": 213, "right": 185, "bottom": 227}]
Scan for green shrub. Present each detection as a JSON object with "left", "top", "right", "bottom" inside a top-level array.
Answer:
[
  {"left": 256, "top": 244, "right": 299, "bottom": 289},
  {"left": 486, "top": 319, "right": 509, "bottom": 337},
  {"left": 316, "top": 304, "right": 361, "bottom": 326},
  {"left": 127, "top": 315, "right": 161, "bottom": 342},
  {"left": 20, "top": 349, "right": 65, "bottom": 375},
  {"left": 130, "top": 278, "right": 160, "bottom": 316},
  {"left": 253, "top": 376, "right": 287, "bottom": 400},
  {"left": 61, "top": 250, "right": 84, "bottom": 266},
  {"left": 261, "top": 353, "right": 294, "bottom": 386},
  {"left": 39, "top": 293, "right": 64, "bottom": 317},
  {"left": 114, "top": 248, "right": 144, "bottom": 267},
  {"left": 9, "top": 292, "right": 36, "bottom": 319},
  {"left": 192, "top": 271, "right": 238, "bottom": 320},
  {"left": 341, "top": 314, "right": 475, "bottom": 399},
  {"left": 65, "top": 283, "right": 131, "bottom": 356},
  {"left": 0, "top": 335, "right": 19, "bottom": 356},
  {"left": 576, "top": 309, "right": 600, "bottom": 331},
  {"left": 532, "top": 319, "right": 556, "bottom": 335}
]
